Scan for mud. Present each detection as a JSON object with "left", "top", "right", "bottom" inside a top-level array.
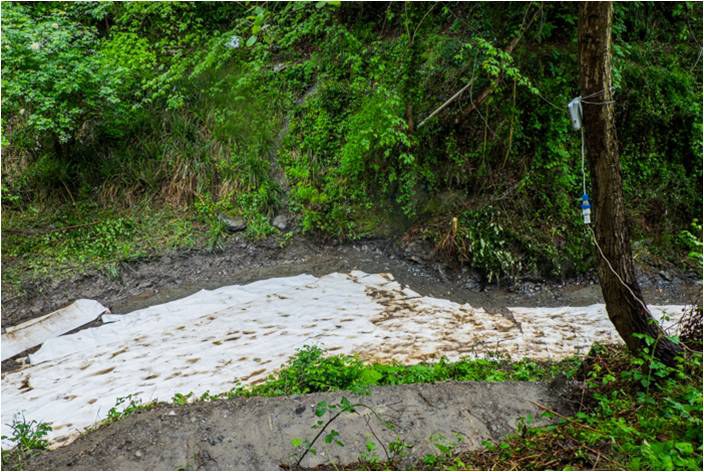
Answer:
[
  {"left": 3, "top": 236, "right": 700, "bottom": 329},
  {"left": 20, "top": 380, "right": 578, "bottom": 471},
  {"left": 2, "top": 236, "right": 699, "bottom": 470}
]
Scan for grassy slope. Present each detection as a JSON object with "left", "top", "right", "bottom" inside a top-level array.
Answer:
[{"left": 2, "top": 3, "right": 702, "bottom": 293}]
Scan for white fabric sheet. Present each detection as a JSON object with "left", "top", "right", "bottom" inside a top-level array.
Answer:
[
  {"left": 1, "top": 271, "right": 685, "bottom": 448},
  {"left": 1, "top": 299, "right": 108, "bottom": 361}
]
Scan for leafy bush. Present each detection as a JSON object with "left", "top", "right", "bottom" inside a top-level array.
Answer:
[
  {"left": 1, "top": 414, "right": 52, "bottom": 469},
  {"left": 243, "top": 346, "right": 366, "bottom": 396},
  {"left": 236, "top": 345, "right": 580, "bottom": 398},
  {"left": 460, "top": 344, "right": 703, "bottom": 471}
]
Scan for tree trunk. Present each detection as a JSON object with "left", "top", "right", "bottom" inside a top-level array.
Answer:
[{"left": 578, "top": 1, "right": 681, "bottom": 365}]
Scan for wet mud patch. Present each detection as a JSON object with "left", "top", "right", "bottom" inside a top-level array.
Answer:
[{"left": 3, "top": 237, "right": 700, "bottom": 329}]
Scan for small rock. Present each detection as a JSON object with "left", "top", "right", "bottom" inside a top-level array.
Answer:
[
  {"left": 272, "top": 214, "right": 287, "bottom": 231},
  {"left": 403, "top": 239, "right": 434, "bottom": 262},
  {"left": 135, "top": 450, "right": 143, "bottom": 459},
  {"left": 218, "top": 213, "right": 246, "bottom": 232},
  {"left": 168, "top": 410, "right": 176, "bottom": 416}
]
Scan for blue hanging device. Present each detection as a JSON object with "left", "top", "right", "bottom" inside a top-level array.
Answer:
[
  {"left": 581, "top": 193, "right": 591, "bottom": 224},
  {"left": 569, "top": 96, "right": 592, "bottom": 225}
]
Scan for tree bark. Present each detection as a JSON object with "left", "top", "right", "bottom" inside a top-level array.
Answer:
[{"left": 578, "top": 1, "right": 681, "bottom": 365}]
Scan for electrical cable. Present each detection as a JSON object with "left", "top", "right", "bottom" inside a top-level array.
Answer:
[
  {"left": 581, "top": 126, "right": 586, "bottom": 196},
  {"left": 581, "top": 99, "right": 615, "bottom": 105},
  {"left": 578, "top": 113, "right": 652, "bottom": 315},
  {"left": 581, "top": 86, "right": 614, "bottom": 100},
  {"left": 587, "top": 225, "right": 651, "bottom": 315}
]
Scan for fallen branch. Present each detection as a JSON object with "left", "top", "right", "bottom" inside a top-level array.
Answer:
[
  {"left": 417, "top": 4, "right": 540, "bottom": 129},
  {"left": 417, "top": 78, "right": 477, "bottom": 128},
  {"left": 528, "top": 400, "right": 600, "bottom": 433}
]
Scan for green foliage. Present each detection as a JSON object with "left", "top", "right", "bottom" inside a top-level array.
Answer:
[
  {"left": 234, "top": 345, "right": 580, "bottom": 399},
  {"left": 1, "top": 414, "right": 53, "bottom": 469},
  {"left": 104, "top": 394, "right": 156, "bottom": 425},
  {"left": 1, "top": 3, "right": 150, "bottom": 148},
  {"left": 2, "top": 1, "right": 701, "bottom": 281},
  {"left": 1, "top": 202, "right": 195, "bottom": 293},
  {"left": 677, "top": 219, "right": 703, "bottom": 269},
  {"left": 171, "top": 392, "right": 194, "bottom": 406},
  {"left": 423, "top": 433, "right": 466, "bottom": 469},
  {"left": 256, "top": 342, "right": 698, "bottom": 471},
  {"left": 1, "top": 414, "right": 52, "bottom": 456},
  {"left": 278, "top": 343, "right": 700, "bottom": 471},
  {"left": 242, "top": 345, "right": 366, "bottom": 396},
  {"left": 458, "top": 345, "right": 703, "bottom": 471},
  {"left": 455, "top": 207, "right": 520, "bottom": 283}
]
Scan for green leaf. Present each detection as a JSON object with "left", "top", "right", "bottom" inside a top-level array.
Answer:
[
  {"left": 291, "top": 437, "right": 302, "bottom": 448},
  {"left": 315, "top": 401, "right": 328, "bottom": 417},
  {"left": 324, "top": 430, "right": 340, "bottom": 444},
  {"left": 675, "top": 442, "right": 694, "bottom": 455},
  {"left": 339, "top": 397, "right": 354, "bottom": 412},
  {"left": 246, "top": 35, "right": 257, "bottom": 47},
  {"left": 359, "top": 367, "right": 382, "bottom": 385}
]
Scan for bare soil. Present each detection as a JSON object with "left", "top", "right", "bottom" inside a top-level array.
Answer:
[
  {"left": 19, "top": 380, "right": 579, "bottom": 471},
  {"left": 3, "top": 236, "right": 700, "bottom": 329}
]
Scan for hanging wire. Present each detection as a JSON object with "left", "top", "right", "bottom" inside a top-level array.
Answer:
[
  {"left": 587, "top": 225, "right": 652, "bottom": 315},
  {"left": 581, "top": 86, "right": 614, "bottom": 99},
  {"left": 535, "top": 91, "right": 563, "bottom": 111},
  {"left": 578, "top": 113, "right": 652, "bottom": 316},
  {"left": 581, "top": 126, "right": 586, "bottom": 196},
  {"left": 581, "top": 99, "right": 616, "bottom": 105}
]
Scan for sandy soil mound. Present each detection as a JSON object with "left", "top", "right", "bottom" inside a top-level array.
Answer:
[{"left": 21, "top": 381, "right": 577, "bottom": 471}]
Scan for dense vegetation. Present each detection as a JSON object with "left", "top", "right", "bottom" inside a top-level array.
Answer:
[{"left": 2, "top": 2, "right": 702, "bottom": 289}]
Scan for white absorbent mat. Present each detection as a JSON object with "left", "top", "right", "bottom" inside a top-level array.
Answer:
[
  {"left": 1, "top": 271, "right": 684, "bottom": 448},
  {"left": 1, "top": 299, "right": 108, "bottom": 361}
]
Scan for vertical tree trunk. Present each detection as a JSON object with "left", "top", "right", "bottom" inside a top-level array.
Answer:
[{"left": 578, "top": 2, "right": 681, "bottom": 365}]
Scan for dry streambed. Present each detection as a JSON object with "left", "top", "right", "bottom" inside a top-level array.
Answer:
[{"left": 2, "top": 271, "right": 685, "bottom": 450}]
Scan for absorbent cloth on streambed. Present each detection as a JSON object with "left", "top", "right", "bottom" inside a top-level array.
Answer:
[
  {"left": 2, "top": 271, "right": 684, "bottom": 449},
  {"left": 1, "top": 299, "right": 108, "bottom": 361}
]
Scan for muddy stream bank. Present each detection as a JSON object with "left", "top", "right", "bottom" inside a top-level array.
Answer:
[{"left": 3, "top": 236, "right": 700, "bottom": 329}]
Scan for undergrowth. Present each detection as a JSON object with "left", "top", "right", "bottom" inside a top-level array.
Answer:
[
  {"left": 1, "top": 200, "right": 198, "bottom": 296},
  {"left": 2, "top": 340, "right": 701, "bottom": 471},
  {"left": 2, "top": 2, "right": 701, "bottom": 285},
  {"left": 304, "top": 345, "right": 701, "bottom": 471},
  {"left": 231, "top": 346, "right": 581, "bottom": 397},
  {"left": 0, "top": 415, "right": 52, "bottom": 470},
  {"left": 453, "top": 344, "right": 703, "bottom": 471},
  {"left": 241, "top": 345, "right": 702, "bottom": 471}
]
